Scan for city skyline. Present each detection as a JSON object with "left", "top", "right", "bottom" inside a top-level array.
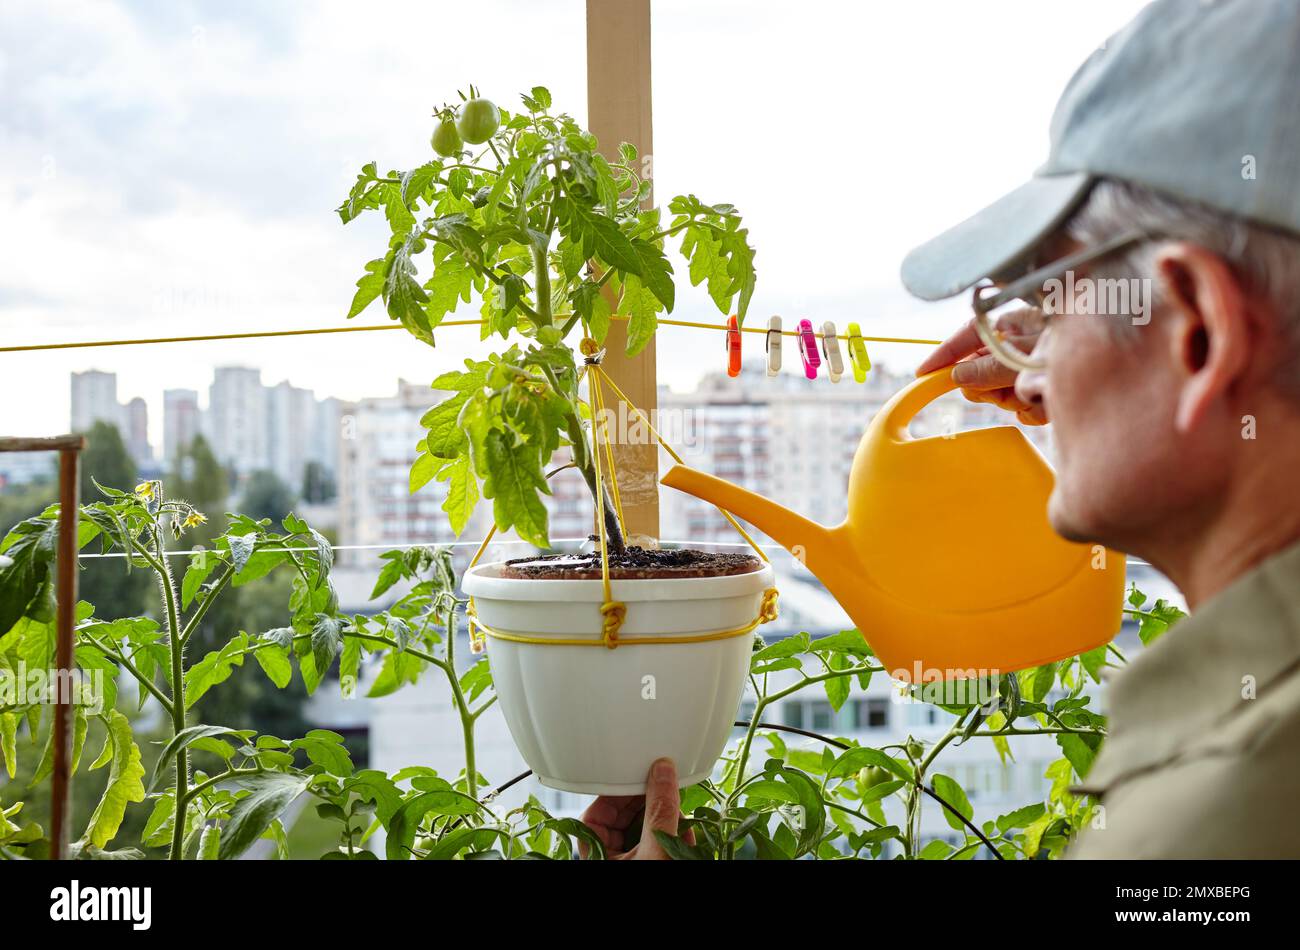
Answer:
[{"left": 0, "top": 0, "right": 1151, "bottom": 440}]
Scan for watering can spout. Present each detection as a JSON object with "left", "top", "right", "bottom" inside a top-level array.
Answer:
[{"left": 660, "top": 464, "right": 842, "bottom": 575}]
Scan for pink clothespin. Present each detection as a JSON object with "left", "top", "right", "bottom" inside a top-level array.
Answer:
[
  {"left": 796, "top": 319, "right": 820, "bottom": 380},
  {"left": 726, "top": 315, "right": 742, "bottom": 377}
]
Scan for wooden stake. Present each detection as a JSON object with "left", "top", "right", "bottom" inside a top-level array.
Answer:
[
  {"left": 0, "top": 435, "right": 86, "bottom": 860},
  {"left": 586, "top": 0, "right": 659, "bottom": 543},
  {"left": 51, "top": 444, "right": 82, "bottom": 859}
]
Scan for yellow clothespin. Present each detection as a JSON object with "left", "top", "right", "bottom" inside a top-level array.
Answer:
[{"left": 847, "top": 322, "right": 871, "bottom": 383}]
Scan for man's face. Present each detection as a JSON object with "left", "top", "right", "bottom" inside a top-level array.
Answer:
[{"left": 1015, "top": 256, "right": 1230, "bottom": 553}]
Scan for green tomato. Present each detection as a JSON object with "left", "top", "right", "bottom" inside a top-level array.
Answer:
[
  {"left": 431, "top": 119, "right": 462, "bottom": 158},
  {"left": 857, "top": 766, "right": 891, "bottom": 788},
  {"left": 457, "top": 98, "right": 500, "bottom": 144}
]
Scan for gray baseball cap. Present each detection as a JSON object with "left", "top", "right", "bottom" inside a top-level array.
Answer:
[{"left": 901, "top": 0, "right": 1300, "bottom": 301}]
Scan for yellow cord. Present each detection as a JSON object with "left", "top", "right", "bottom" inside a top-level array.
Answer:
[
  {"left": 463, "top": 350, "right": 783, "bottom": 652},
  {"left": 652, "top": 317, "right": 940, "bottom": 346},
  {"left": 468, "top": 587, "right": 778, "bottom": 647},
  {"left": 580, "top": 339, "right": 626, "bottom": 648},
  {"left": 595, "top": 366, "right": 771, "bottom": 564},
  {"left": 0, "top": 317, "right": 940, "bottom": 354},
  {"left": 589, "top": 366, "right": 628, "bottom": 539}
]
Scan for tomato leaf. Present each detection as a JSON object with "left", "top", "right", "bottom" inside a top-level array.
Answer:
[
  {"left": 480, "top": 429, "right": 549, "bottom": 548},
  {"left": 218, "top": 772, "right": 311, "bottom": 860},
  {"left": 931, "top": 773, "right": 974, "bottom": 832},
  {"left": 83, "top": 711, "right": 146, "bottom": 849}
]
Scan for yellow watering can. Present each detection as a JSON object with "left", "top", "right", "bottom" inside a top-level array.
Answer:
[{"left": 661, "top": 369, "right": 1125, "bottom": 679}]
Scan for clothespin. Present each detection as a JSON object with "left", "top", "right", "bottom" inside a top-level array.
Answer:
[
  {"left": 725, "top": 315, "right": 742, "bottom": 377},
  {"left": 796, "top": 319, "right": 820, "bottom": 380},
  {"left": 821, "top": 322, "right": 844, "bottom": 383},
  {"left": 765, "top": 316, "right": 782, "bottom": 376},
  {"left": 847, "top": 322, "right": 872, "bottom": 383}
]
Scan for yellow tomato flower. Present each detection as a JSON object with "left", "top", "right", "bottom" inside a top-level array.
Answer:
[
  {"left": 134, "top": 482, "right": 154, "bottom": 499},
  {"left": 183, "top": 511, "right": 208, "bottom": 528}
]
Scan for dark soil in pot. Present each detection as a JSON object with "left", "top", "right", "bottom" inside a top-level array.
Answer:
[{"left": 499, "top": 545, "right": 762, "bottom": 580}]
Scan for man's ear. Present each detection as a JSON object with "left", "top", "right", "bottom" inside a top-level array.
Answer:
[{"left": 1154, "top": 242, "right": 1251, "bottom": 434}]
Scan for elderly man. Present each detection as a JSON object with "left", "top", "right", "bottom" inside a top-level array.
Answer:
[
  {"left": 902, "top": 0, "right": 1300, "bottom": 857},
  {"left": 583, "top": 0, "right": 1300, "bottom": 860}
]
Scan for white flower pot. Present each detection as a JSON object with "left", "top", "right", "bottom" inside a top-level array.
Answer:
[{"left": 463, "top": 561, "right": 774, "bottom": 796}]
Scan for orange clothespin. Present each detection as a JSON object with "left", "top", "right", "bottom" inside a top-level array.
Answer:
[
  {"left": 821, "top": 322, "right": 844, "bottom": 383},
  {"left": 725, "top": 315, "right": 742, "bottom": 377},
  {"left": 765, "top": 316, "right": 782, "bottom": 376}
]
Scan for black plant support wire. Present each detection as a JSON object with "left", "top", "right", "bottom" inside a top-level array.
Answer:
[{"left": 445, "top": 720, "right": 1005, "bottom": 860}]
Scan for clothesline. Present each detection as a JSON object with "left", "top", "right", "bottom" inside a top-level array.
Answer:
[{"left": 0, "top": 316, "right": 941, "bottom": 354}]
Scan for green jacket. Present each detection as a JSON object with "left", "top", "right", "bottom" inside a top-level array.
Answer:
[{"left": 1070, "top": 540, "right": 1300, "bottom": 858}]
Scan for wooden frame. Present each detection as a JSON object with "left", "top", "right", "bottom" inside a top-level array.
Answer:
[{"left": 0, "top": 434, "right": 85, "bottom": 860}]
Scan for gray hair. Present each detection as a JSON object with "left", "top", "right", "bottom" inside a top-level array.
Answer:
[{"left": 1063, "top": 179, "right": 1300, "bottom": 399}]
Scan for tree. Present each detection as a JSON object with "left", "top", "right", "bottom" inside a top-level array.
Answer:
[
  {"left": 77, "top": 421, "right": 152, "bottom": 620},
  {"left": 168, "top": 434, "right": 229, "bottom": 546},
  {"left": 79, "top": 420, "right": 137, "bottom": 499},
  {"left": 301, "top": 460, "right": 336, "bottom": 504},
  {"left": 0, "top": 476, "right": 55, "bottom": 535},
  {"left": 239, "top": 470, "right": 296, "bottom": 525}
]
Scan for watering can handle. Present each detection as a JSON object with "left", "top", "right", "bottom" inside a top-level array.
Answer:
[{"left": 879, "top": 368, "right": 961, "bottom": 441}]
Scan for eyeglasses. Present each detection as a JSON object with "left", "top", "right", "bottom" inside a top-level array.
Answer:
[{"left": 970, "top": 228, "right": 1155, "bottom": 373}]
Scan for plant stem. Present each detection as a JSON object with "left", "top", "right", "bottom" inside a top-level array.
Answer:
[
  {"left": 729, "top": 697, "right": 768, "bottom": 796},
  {"left": 181, "top": 767, "right": 265, "bottom": 806},
  {"left": 179, "top": 561, "right": 234, "bottom": 646},
  {"left": 152, "top": 527, "right": 188, "bottom": 861},
  {"left": 575, "top": 451, "right": 627, "bottom": 554},
  {"left": 728, "top": 661, "right": 882, "bottom": 796},
  {"left": 970, "top": 726, "right": 1104, "bottom": 737},
  {"left": 441, "top": 599, "right": 477, "bottom": 800},
  {"left": 531, "top": 242, "right": 552, "bottom": 334},
  {"left": 529, "top": 233, "right": 627, "bottom": 555},
  {"left": 904, "top": 716, "right": 966, "bottom": 856},
  {"left": 81, "top": 633, "right": 173, "bottom": 715},
  {"left": 541, "top": 361, "right": 626, "bottom": 555}
]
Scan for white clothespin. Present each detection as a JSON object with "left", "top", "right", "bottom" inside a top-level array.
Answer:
[
  {"left": 765, "top": 316, "right": 782, "bottom": 376},
  {"left": 821, "top": 322, "right": 844, "bottom": 383}
]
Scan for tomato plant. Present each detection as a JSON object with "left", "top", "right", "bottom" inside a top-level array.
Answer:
[
  {"left": 338, "top": 84, "right": 757, "bottom": 554},
  {"left": 0, "top": 479, "right": 1170, "bottom": 858}
]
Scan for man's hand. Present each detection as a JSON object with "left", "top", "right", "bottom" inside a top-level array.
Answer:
[
  {"left": 916, "top": 307, "right": 1048, "bottom": 426},
  {"left": 579, "top": 757, "right": 696, "bottom": 860}
]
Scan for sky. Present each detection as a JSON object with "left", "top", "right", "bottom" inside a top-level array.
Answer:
[{"left": 0, "top": 0, "right": 1153, "bottom": 443}]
